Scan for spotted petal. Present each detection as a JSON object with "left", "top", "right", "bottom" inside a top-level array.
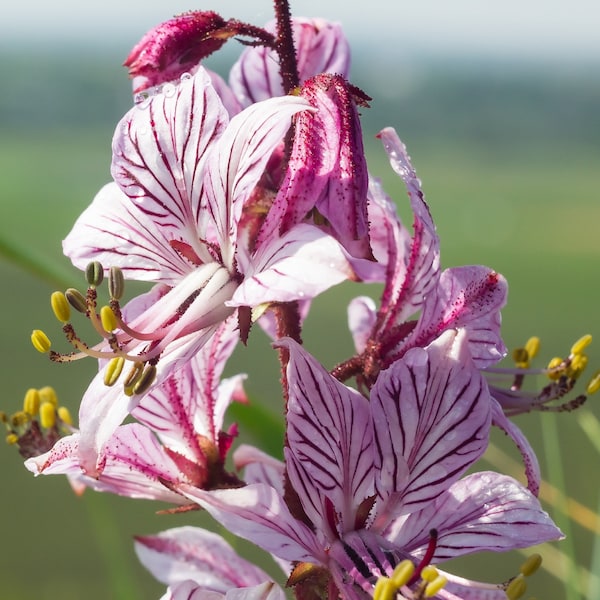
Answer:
[{"left": 371, "top": 329, "right": 491, "bottom": 524}]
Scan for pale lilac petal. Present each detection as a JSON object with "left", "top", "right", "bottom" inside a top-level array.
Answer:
[
  {"left": 63, "top": 183, "right": 192, "bottom": 283},
  {"left": 371, "top": 330, "right": 491, "bottom": 523},
  {"left": 207, "top": 69, "right": 243, "bottom": 116},
  {"left": 135, "top": 526, "right": 271, "bottom": 591},
  {"left": 201, "top": 95, "right": 311, "bottom": 271},
  {"left": 403, "top": 266, "right": 508, "bottom": 368},
  {"left": 25, "top": 433, "right": 81, "bottom": 477},
  {"left": 347, "top": 296, "right": 377, "bottom": 354},
  {"left": 279, "top": 338, "right": 374, "bottom": 536},
  {"left": 230, "top": 18, "right": 350, "bottom": 106},
  {"left": 160, "top": 580, "right": 217, "bottom": 600},
  {"left": 490, "top": 398, "right": 541, "bottom": 495},
  {"left": 376, "top": 128, "right": 440, "bottom": 329},
  {"left": 112, "top": 67, "right": 228, "bottom": 261},
  {"left": 161, "top": 581, "right": 285, "bottom": 600},
  {"left": 225, "top": 582, "right": 286, "bottom": 600},
  {"left": 385, "top": 472, "right": 562, "bottom": 561},
  {"left": 233, "top": 445, "right": 285, "bottom": 493},
  {"left": 179, "top": 483, "right": 324, "bottom": 564},
  {"left": 232, "top": 224, "right": 354, "bottom": 306}
]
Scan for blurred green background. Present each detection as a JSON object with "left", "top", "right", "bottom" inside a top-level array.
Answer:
[{"left": 1, "top": 38, "right": 599, "bottom": 599}]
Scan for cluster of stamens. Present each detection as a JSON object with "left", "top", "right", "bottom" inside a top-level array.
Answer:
[
  {"left": 373, "top": 561, "right": 447, "bottom": 600},
  {"left": 2, "top": 386, "right": 72, "bottom": 458},
  {"left": 488, "top": 334, "right": 599, "bottom": 416},
  {"left": 503, "top": 553, "right": 543, "bottom": 600},
  {"left": 30, "top": 262, "right": 158, "bottom": 396}
]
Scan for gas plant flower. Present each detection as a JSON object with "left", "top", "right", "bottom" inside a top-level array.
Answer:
[
  {"left": 26, "top": 317, "right": 245, "bottom": 491},
  {"left": 45, "top": 66, "right": 362, "bottom": 473},
  {"left": 178, "top": 331, "right": 562, "bottom": 599},
  {"left": 134, "top": 526, "right": 285, "bottom": 600}
]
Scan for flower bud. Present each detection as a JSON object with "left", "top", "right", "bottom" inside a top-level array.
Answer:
[{"left": 125, "top": 11, "right": 230, "bottom": 93}]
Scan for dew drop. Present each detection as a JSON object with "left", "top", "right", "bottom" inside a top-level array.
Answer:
[
  {"left": 180, "top": 72, "right": 192, "bottom": 82},
  {"left": 162, "top": 83, "right": 176, "bottom": 97}
]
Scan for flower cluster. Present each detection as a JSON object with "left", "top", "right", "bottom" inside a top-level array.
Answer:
[{"left": 6, "top": 2, "right": 597, "bottom": 600}]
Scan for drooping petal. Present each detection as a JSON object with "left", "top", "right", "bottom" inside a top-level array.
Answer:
[
  {"left": 401, "top": 266, "right": 508, "bottom": 368},
  {"left": 370, "top": 330, "right": 491, "bottom": 524},
  {"left": 200, "top": 95, "right": 312, "bottom": 271},
  {"left": 112, "top": 67, "right": 229, "bottom": 263},
  {"left": 231, "top": 224, "right": 355, "bottom": 306},
  {"left": 279, "top": 338, "right": 374, "bottom": 537},
  {"left": 233, "top": 444, "right": 285, "bottom": 493},
  {"left": 257, "top": 74, "right": 371, "bottom": 260},
  {"left": 230, "top": 18, "right": 350, "bottom": 106},
  {"left": 179, "top": 483, "right": 324, "bottom": 564},
  {"left": 490, "top": 398, "right": 541, "bottom": 495},
  {"left": 347, "top": 296, "right": 377, "bottom": 354},
  {"left": 375, "top": 128, "right": 440, "bottom": 330},
  {"left": 160, "top": 581, "right": 285, "bottom": 600},
  {"left": 63, "top": 183, "right": 193, "bottom": 284},
  {"left": 384, "top": 472, "right": 562, "bottom": 561},
  {"left": 135, "top": 526, "right": 271, "bottom": 591}
]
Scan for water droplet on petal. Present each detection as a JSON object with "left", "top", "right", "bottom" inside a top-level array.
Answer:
[
  {"left": 162, "top": 83, "right": 176, "bottom": 97},
  {"left": 180, "top": 72, "right": 192, "bottom": 82}
]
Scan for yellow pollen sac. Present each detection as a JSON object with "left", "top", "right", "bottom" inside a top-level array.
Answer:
[
  {"left": 424, "top": 574, "right": 447, "bottom": 597},
  {"left": 23, "top": 388, "right": 41, "bottom": 416},
  {"left": 420, "top": 565, "right": 439, "bottom": 583},
  {"left": 86, "top": 261, "right": 104, "bottom": 287},
  {"left": 39, "top": 402, "right": 56, "bottom": 429},
  {"left": 11, "top": 410, "right": 30, "bottom": 427},
  {"left": 38, "top": 386, "right": 58, "bottom": 407},
  {"left": 505, "top": 574, "right": 527, "bottom": 600},
  {"left": 519, "top": 553, "right": 542, "bottom": 577},
  {"left": 524, "top": 336, "right": 540, "bottom": 360},
  {"left": 6, "top": 433, "right": 19, "bottom": 445},
  {"left": 57, "top": 406, "right": 73, "bottom": 426},
  {"left": 124, "top": 362, "right": 144, "bottom": 396},
  {"left": 512, "top": 347, "right": 529, "bottom": 368},
  {"left": 31, "top": 330, "right": 52, "bottom": 353},
  {"left": 391, "top": 560, "right": 415, "bottom": 587},
  {"left": 65, "top": 288, "right": 88, "bottom": 314},
  {"left": 50, "top": 291, "right": 71, "bottom": 323},
  {"left": 586, "top": 370, "right": 600, "bottom": 395},
  {"left": 567, "top": 353, "right": 588, "bottom": 380},
  {"left": 100, "top": 305, "right": 118, "bottom": 333},
  {"left": 571, "top": 334, "right": 592, "bottom": 356},
  {"left": 133, "top": 365, "right": 157, "bottom": 395},
  {"left": 373, "top": 577, "right": 395, "bottom": 600},
  {"left": 546, "top": 357, "right": 564, "bottom": 380},
  {"left": 104, "top": 356, "right": 125, "bottom": 386}
]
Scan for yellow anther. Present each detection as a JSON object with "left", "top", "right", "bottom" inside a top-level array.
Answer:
[
  {"left": 104, "top": 356, "right": 125, "bottom": 386},
  {"left": 6, "top": 433, "right": 19, "bottom": 445},
  {"left": 524, "top": 337, "right": 540, "bottom": 360},
  {"left": 31, "top": 329, "right": 51, "bottom": 353},
  {"left": 124, "top": 362, "right": 144, "bottom": 396},
  {"left": 586, "top": 370, "right": 600, "bottom": 395},
  {"left": 133, "top": 365, "right": 157, "bottom": 395},
  {"left": 571, "top": 334, "right": 592, "bottom": 356},
  {"left": 512, "top": 347, "right": 529, "bottom": 368},
  {"left": 100, "top": 305, "right": 118, "bottom": 333},
  {"left": 23, "top": 388, "right": 41, "bottom": 416},
  {"left": 424, "top": 574, "right": 448, "bottom": 597},
  {"left": 50, "top": 291, "right": 71, "bottom": 323},
  {"left": 39, "top": 402, "right": 56, "bottom": 429},
  {"left": 38, "top": 386, "right": 58, "bottom": 407},
  {"left": 11, "top": 411, "right": 30, "bottom": 427},
  {"left": 86, "top": 261, "right": 104, "bottom": 287},
  {"left": 506, "top": 574, "right": 527, "bottom": 600},
  {"left": 65, "top": 288, "right": 88, "bottom": 314},
  {"left": 567, "top": 353, "right": 588, "bottom": 380},
  {"left": 57, "top": 406, "right": 73, "bottom": 426},
  {"left": 373, "top": 577, "right": 395, "bottom": 600},
  {"left": 546, "top": 357, "right": 564, "bottom": 380},
  {"left": 519, "top": 553, "right": 542, "bottom": 577},
  {"left": 420, "top": 565, "right": 439, "bottom": 583},
  {"left": 391, "top": 560, "right": 415, "bottom": 588},
  {"left": 108, "top": 267, "right": 125, "bottom": 300}
]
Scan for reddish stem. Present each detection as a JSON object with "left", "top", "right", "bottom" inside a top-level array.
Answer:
[{"left": 273, "top": 0, "right": 299, "bottom": 93}]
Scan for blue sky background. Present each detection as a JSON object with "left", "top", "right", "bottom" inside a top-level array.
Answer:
[{"left": 3, "top": 0, "right": 600, "bottom": 63}]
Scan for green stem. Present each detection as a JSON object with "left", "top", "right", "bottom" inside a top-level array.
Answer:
[
  {"left": 541, "top": 412, "right": 581, "bottom": 600},
  {"left": 0, "top": 234, "right": 72, "bottom": 288}
]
